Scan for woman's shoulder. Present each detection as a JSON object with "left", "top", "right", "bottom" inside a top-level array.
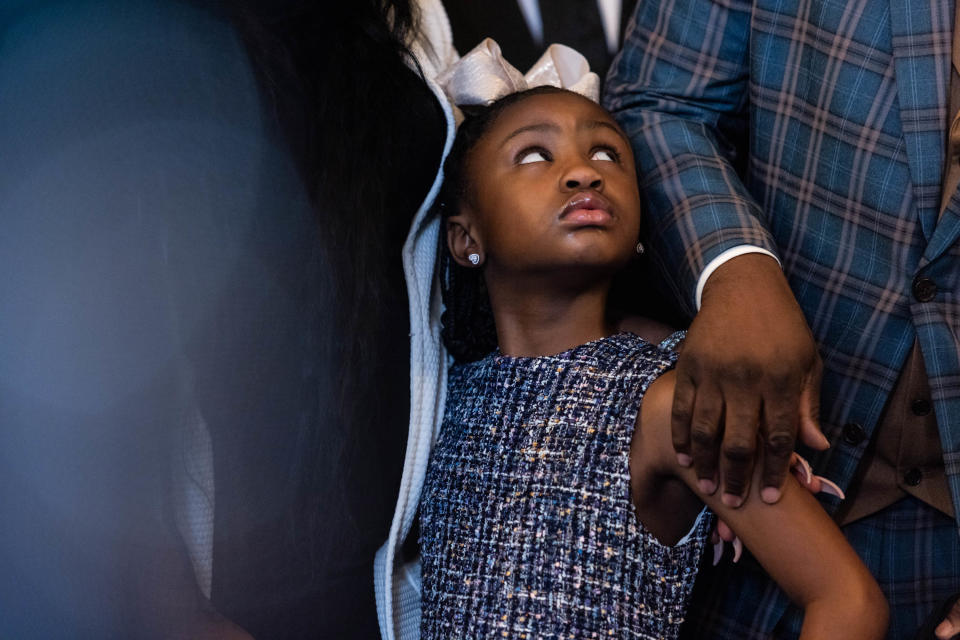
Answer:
[{"left": 615, "top": 317, "right": 685, "bottom": 360}]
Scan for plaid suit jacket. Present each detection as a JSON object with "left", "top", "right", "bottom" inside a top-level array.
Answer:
[{"left": 605, "top": 0, "right": 960, "bottom": 631}]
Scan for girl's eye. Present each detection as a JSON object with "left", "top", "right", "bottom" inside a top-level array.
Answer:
[
  {"left": 591, "top": 148, "right": 619, "bottom": 162},
  {"left": 517, "top": 149, "right": 550, "bottom": 164}
]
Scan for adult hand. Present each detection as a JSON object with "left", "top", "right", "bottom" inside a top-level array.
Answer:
[
  {"left": 672, "top": 253, "right": 830, "bottom": 507},
  {"left": 936, "top": 599, "right": 960, "bottom": 639}
]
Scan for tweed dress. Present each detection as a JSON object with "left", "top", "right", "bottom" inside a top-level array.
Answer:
[{"left": 419, "top": 331, "right": 713, "bottom": 639}]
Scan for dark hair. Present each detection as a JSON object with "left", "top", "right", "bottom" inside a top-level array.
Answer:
[
  {"left": 205, "top": 1, "right": 446, "bottom": 630},
  {"left": 438, "top": 86, "right": 569, "bottom": 362}
]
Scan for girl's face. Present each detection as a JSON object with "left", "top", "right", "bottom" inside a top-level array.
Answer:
[{"left": 450, "top": 91, "right": 642, "bottom": 281}]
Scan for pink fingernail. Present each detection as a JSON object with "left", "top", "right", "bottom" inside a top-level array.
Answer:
[
  {"left": 712, "top": 540, "right": 723, "bottom": 566},
  {"left": 732, "top": 537, "right": 743, "bottom": 563},
  {"left": 761, "top": 487, "right": 781, "bottom": 503},
  {"left": 817, "top": 477, "right": 846, "bottom": 500},
  {"left": 721, "top": 493, "right": 743, "bottom": 508},
  {"left": 677, "top": 453, "right": 693, "bottom": 467},
  {"left": 698, "top": 478, "right": 717, "bottom": 494},
  {"left": 791, "top": 454, "right": 813, "bottom": 484}
]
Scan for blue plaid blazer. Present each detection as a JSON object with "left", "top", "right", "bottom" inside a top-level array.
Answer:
[{"left": 606, "top": 0, "right": 960, "bottom": 633}]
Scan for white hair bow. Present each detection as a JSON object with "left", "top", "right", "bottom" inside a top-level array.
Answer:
[{"left": 437, "top": 38, "right": 600, "bottom": 124}]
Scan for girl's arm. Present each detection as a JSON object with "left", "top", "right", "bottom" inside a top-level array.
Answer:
[{"left": 634, "top": 371, "right": 889, "bottom": 640}]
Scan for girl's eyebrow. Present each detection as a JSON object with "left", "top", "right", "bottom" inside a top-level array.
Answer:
[
  {"left": 498, "top": 122, "right": 561, "bottom": 148},
  {"left": 585, "top": 120, "right": 631, "bottom": 146},
  {"left": 498, "top": 120, "right": 630, "bottom": 149}
]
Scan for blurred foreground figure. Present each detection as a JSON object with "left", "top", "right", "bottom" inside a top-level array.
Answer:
[{"left": 0, "top": 0, "right": 446, "bottom": 637}]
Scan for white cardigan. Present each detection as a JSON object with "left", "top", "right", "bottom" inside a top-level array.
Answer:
[{"left": 374, "top": 1, "right": 458, "bottom": 638}]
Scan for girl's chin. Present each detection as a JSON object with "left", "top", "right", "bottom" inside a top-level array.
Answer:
[
  {"left": 561, "top": 247, "right": 636, "bottom": 271},
  {"left": 492, "top": 244, "right": 637, "bottom": 277},
  {"left": 529, "top": 255, "right": 635, "bottom": 281}
]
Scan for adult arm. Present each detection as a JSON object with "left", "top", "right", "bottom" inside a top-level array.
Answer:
[
  {"left": 604, "top": 0, "right": 827, "bottom": 507},
  {"left": 635, "top": 373, "right": 889, "bottom": 639}
]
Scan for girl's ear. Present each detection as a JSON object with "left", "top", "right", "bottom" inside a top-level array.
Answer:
[{"left": 446, "top": 214, "right": 485, "bottom": 267}]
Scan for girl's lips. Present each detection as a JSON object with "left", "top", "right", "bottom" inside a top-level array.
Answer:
[
  {"left": 561, "top": 208, "right": 613, "bottom": 226},
  {"left": 559, "top": 192, "right": 614, "bottom": 227}
]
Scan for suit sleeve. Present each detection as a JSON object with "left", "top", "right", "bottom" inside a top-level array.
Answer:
[{"left": 603, "top": 0, "right": 779, "bottom": 316}]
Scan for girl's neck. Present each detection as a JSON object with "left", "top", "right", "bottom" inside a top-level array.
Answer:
[{"left": 488, "top": 277, "right": 614, "bottom": 357}]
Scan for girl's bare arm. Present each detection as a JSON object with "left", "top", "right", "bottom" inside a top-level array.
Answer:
[{"left": 634, "top": 371, "right": 889, "bottom": 640}]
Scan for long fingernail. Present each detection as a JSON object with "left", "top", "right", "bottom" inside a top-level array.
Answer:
[
  {"left": 722, "top": 493, "right": 743, "bottom": 508},
  {"left": 698, "top": 478, "right": 717, "bottom": 494},
  {"left": 761, "top": 487, "right": 781, "bottom": 503},
  {"left": 732, "top": 537, "right": 743, "bottom": 563},
  {"left": 677, "top": 453, "right": 693, "bottom": 467},
  {"left": 712, "top": 540, "right": 723, "bottom": 566},
  {"left": 791, "top": 454, "right": 813, "bottom": 484},
  {"left": 817, "top": 477, "right": 846, "bottom": 500}
]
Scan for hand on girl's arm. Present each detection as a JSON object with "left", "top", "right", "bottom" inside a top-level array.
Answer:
[
  {"left": 672, "top": 254, "right": 829, "bottom": 507},
  {"left": 635, "top": 372, "right": 889, "bottom": 640}
]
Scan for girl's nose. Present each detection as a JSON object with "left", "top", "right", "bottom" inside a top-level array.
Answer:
[{"left": 561, "top": 162, "right": 603, "bottom": 191}]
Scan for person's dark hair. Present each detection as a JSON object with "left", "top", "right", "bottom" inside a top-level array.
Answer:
[
  {"left": 196, "top": 1, "right": 445, "bottom": 633},
  {"left": 232, "top": 0, "right": 420, "bottom": 197},
  {"left": 438, "top": 86, "right": 568, "bottom": 362}
]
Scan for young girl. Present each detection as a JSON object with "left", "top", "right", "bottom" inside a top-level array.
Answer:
[{"left": 418, "top": 86, "right": 888, "bottom": 639}]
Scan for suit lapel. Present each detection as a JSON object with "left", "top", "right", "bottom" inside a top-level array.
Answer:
[
  {"left": 887, "top": 0, "right": 951, "bottom": 241},
  {"left": 921, "top": 197, "right": 960, "bottom": 266},
  {"left": 923, "top": 1, "right": 960, "bottom": 264}
]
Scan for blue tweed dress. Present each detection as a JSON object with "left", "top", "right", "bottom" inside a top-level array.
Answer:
[{"left": 419, "top": 331, "right": 713, "bottom": 639}]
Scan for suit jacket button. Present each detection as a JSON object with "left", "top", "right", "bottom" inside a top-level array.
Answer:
[
  {"left": 904, "top": 467, "right": 922, "bottom": 486},
  {"left": 841, "top": 422, "right": 865, "bottom": 445},
  {"left": 912, "top": 276, "right": 937, "bottom": 302},
  {"left": 911, "top": 398, "right": 932, "bottom": 417}
]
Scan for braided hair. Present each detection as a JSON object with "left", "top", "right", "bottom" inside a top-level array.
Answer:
[{"left": 438, "top": 86, "right": 567, "bottom": 362}]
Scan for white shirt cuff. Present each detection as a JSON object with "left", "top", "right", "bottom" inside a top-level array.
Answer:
[{"left": 695, "top": 246, "right": 781, "bottom": 310}]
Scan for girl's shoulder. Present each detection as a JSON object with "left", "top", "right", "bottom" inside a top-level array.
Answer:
[
  {"left": 616, "top": 315, "right": 683, "bottom": 350},
  {"left": 445, "top": 325, "right": 684, "bottom": 397}
]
